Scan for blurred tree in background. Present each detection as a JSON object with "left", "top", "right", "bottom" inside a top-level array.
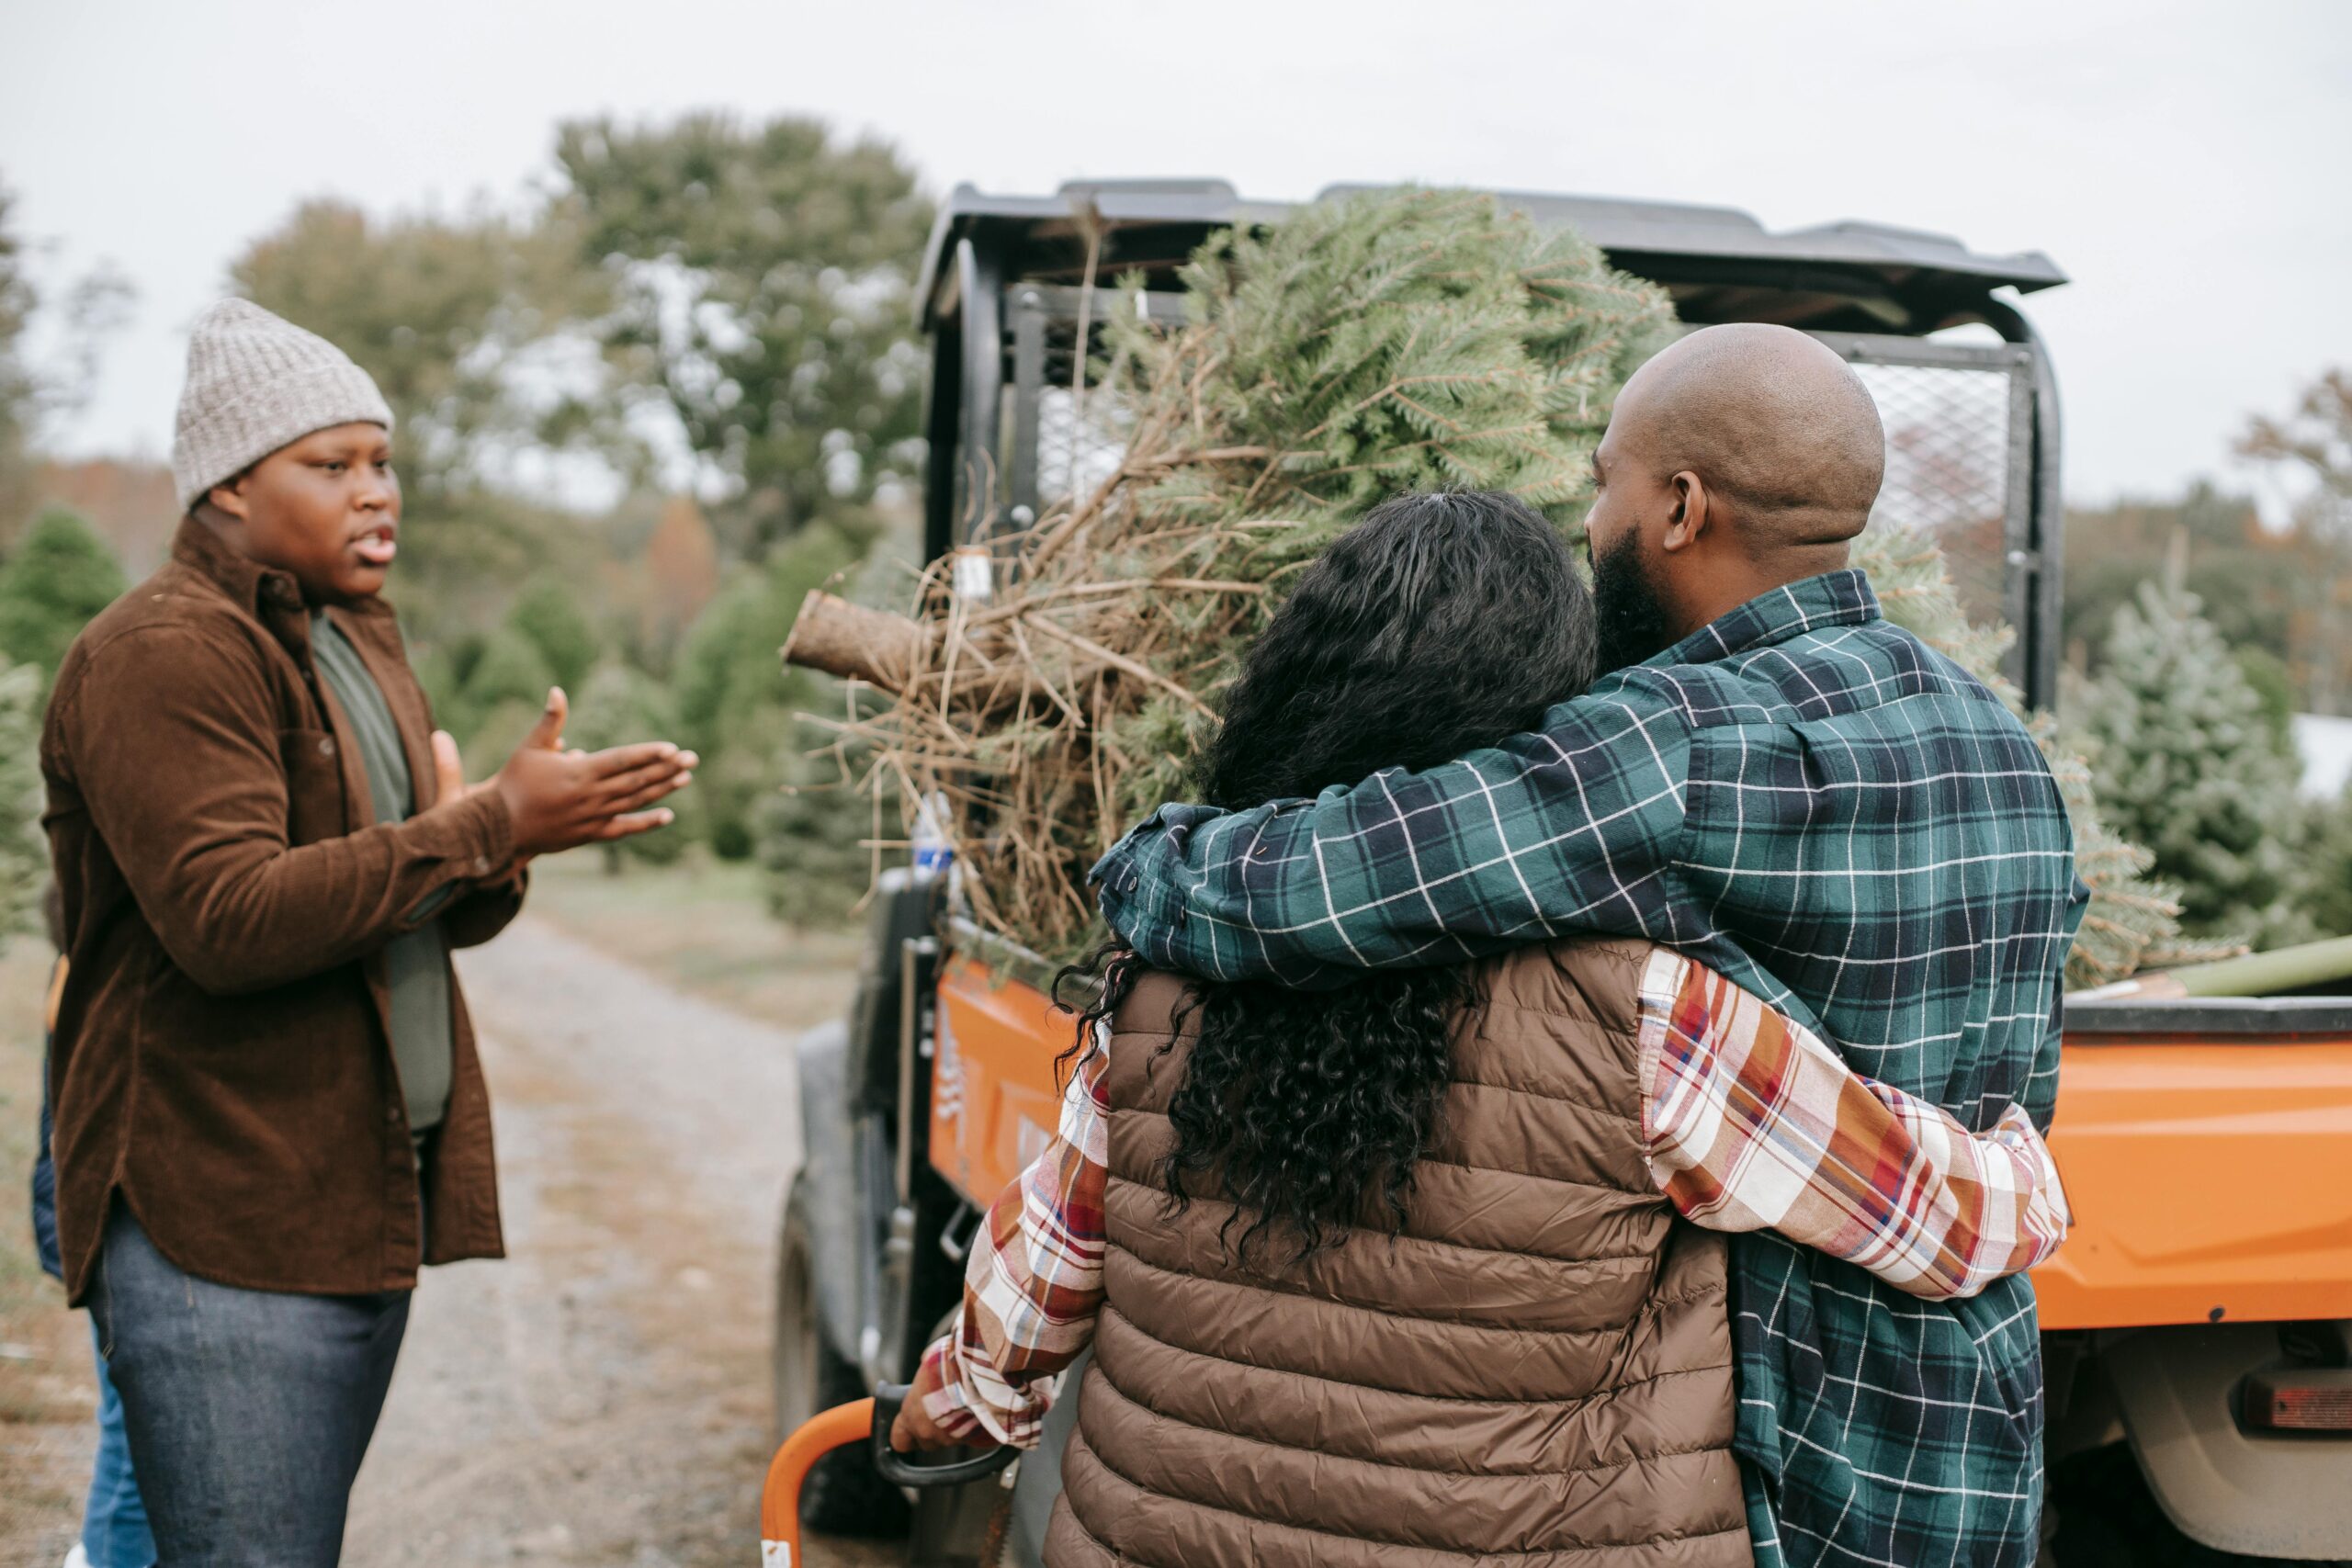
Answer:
[
  {"left": 505, "top": 573, "right": 601, "bottom": 694},
  {"left": 231, "top": 199, "right": 622, "bottom": 499},
  {"left": 0, "top": 656, "right": 43, "bottom": 939},
  {"left": 2240, "top": 368, "right": 2351, "bottom": 716},
  {"left": 762, "top": 725, "right": 882, "bottom": 931},
  {"left": 454, "top": 628, "right": 559, "bottom": 772},
  {"left": 2061, "top": 485, "right": 2299, "bottom": 671},
  {"left": 0, "top": 190, "right": 132, "bottom": 942},
  {"left": 2061, "top": 382, "right": 2352, "bottom": 722},
  {"left": 673, "top": 513, "right": 876, "bottom": 858},
  {"left": 567, "top": 659, "right": 693, "bottom": 867},
  {"left": 2081, "top": 568, "right": 2314, "bottom": 947},
  {"left": 2301, "top": 790, "right": 2352, "bottom": 942},
  {"left": 1, "top": 182, "right": 135, "bottom": 547},
  {"left": 0, "top": 185, "right": 37, "bottom": 530},
  {"left": 554, "top": 114, "right": 933, "bottom": 549},
  {"left": 0, "top": 507, "right": 126, "bottom": 680},
  {"left": 635, "top": 494, "right": 723, "bottom": 649}
]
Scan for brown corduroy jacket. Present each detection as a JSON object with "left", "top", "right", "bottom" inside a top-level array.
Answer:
[
  {"left": 40, "top": 518, "right": 520, "bottom": 1303},
  {"left": 1049, "top": 938, "right": 1754, "bottom": 1567}
]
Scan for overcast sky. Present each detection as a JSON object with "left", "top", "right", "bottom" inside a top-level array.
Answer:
[{"left": 4, "top": 0, "right": 2346, "bottom": 508}]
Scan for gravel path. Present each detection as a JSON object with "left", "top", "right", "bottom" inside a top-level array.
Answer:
[{"left": 341, "top": 916, "right": 893, "bottom": 1568}]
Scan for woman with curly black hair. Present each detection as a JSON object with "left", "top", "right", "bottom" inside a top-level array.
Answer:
[{"left": 897, "top": 491, "right": 2069, "bottom": 1568}]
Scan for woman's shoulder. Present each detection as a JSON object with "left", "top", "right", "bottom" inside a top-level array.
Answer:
[{"left": 1473, "top": 936, "right": 1665, "bottom": 1037}]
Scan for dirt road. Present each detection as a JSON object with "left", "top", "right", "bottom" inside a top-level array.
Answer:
[{"left": 343, "top": 916, "right": 892, "bottom": 1567}]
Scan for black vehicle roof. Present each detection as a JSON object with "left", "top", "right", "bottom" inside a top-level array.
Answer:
[{"left": 918, "top": 179, "right": 2066, "bottom": 339}]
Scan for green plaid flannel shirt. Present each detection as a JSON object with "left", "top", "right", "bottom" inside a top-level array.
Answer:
[{"left": 1094, "top": 570, "right": 2087, "bottom": 1568}]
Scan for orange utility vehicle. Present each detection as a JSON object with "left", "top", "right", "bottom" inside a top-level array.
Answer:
[{"left": 773, "top": 182, "right": 2352, "bottom": 1565}]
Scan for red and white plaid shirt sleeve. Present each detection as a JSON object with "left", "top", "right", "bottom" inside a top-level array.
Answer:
[
  {"left": 910, "top": 1028, "right": 1111, "bottom": 1447},
  {"left": 914, "top": 953, "right": 2074, "bottom": 1443},
  {"left": 1638, "top": 949, "right": 2071, "bottom": 1300}
]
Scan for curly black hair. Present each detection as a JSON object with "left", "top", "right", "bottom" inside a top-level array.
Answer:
[{"left": 1062, "top": 491, "right": 1596, "bottom": 1262}]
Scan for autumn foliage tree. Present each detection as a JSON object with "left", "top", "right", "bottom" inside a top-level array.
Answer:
[{"left": 639, "top": 494, "right": 721, "bottom": 648}]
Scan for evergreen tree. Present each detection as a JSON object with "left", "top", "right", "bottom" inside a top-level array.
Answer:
[
  {"left": 0, "top": 656, "right": 44, "bottom": 940},
  {"left": 566, "top": 659, "right": 692, "bottom": 866},
  {"left": 2299, "top": 789, "right": 2352, "bottom": 941},
  {"left": 454, "top": 626, "right": 557, "bottom": 760},
  {"left": 2079, "top": 576, "right": 2312, "bottom": 947},
  {"left": 761, "top": 721, "right": 884, "bottom": 931},
  {"left": 459, "top": 698, "right": 549, "bottom": 784},
  {"left": 2233, "top": 645, "right": 2299, "bottom": 759},
  {"left": 0, "top": 507, "right": 127, "bottom": 677},
  {"left": 672, "top": 516, "right": 872, "bottom": 856},
  {"left": 504, "top": 574, "right": 601, "bottom": 694}
]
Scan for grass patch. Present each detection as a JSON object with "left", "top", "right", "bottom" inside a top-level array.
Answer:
[
  {"left": 0, "top": 935, "right": 94, "bottom": 1561},
  {"left": 0, "top": 936, "right": 67, "bottom": 1348}
]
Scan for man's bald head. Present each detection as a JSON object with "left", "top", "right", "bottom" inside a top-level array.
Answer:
[
  {"left": 1583, "top": 323, "right": 1890, "bottom": 665},
  {"left": 1610, "top": 322, "right": 1885, "bottom": 555}
]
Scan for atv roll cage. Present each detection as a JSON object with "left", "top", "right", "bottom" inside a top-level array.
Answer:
[{"left": 913, "top": 177, "right": 2071, "bottom": 708}]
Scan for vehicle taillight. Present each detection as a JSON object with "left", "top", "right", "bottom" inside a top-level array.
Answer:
[{"left": 2243, "top": 1370, "right": 2352, "bottom": 1432}]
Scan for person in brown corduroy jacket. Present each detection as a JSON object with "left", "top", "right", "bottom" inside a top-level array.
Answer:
[
  {"left": 41, "top": 300, "right": 696, "bottom": 1566},
  {"left": 896, "top": 492, "right": 2070, "bottom": 1566}
]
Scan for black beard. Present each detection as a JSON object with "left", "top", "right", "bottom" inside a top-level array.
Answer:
[{"left": 1590, "top": 529, "right": 1678, "bottom": 673}]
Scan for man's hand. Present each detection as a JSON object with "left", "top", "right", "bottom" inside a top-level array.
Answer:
[{"left": 489, "top": 688, "right": 698, "bottom": 859}]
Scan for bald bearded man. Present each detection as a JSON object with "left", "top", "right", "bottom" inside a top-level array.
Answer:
[{"left": 1093, "top": 323, "right": 2087, "bottom": 1568}]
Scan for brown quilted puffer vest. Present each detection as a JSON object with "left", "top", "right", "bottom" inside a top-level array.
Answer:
[{"left": 1045, "top": 937, "right": 1750, "bottom": 1568}]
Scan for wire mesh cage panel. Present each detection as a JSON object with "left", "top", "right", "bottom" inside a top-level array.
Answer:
[
  {"left": 1850, "top": 357, "right": 2025, "bottom": 630},
  {"left": 1000, "top": 285, "right": 1189, "bottom": 533},
  {"left": 1025, "top": 316, "right": 1132, "bottom": 513},
  {"left": 1810, "top": 333, "right": 2043, "bottom": 687}
]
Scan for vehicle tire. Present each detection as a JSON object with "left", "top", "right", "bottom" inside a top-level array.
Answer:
[{"left": 775, "top": 1176, "right": 910, "bottom": 1537}]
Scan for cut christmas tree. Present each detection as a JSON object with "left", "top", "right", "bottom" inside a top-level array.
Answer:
[{"left": 785, "top": 186, "right": 2196, "bottom": 985}]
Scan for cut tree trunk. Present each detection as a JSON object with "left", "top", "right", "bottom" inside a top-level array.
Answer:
[
  {"left": 782, "top": 590, "right": 1204, "bottom": 722},
  {"left": 781, "top": 592, "right": 936, "bottom": 693}
]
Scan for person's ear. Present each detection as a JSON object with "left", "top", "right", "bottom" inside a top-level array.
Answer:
[
  {"left": 1659, "top": 470, "right": 1711, "bottom": 554},
  {"left": 207, "top": 475, "right": 252, "bottom": 523}
]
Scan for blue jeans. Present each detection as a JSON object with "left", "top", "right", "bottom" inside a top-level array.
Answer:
[
  {"left": 86, "top": 1205, "right": 410, "bottom": 1568},
  {"left": 84, "top": 1320, "right": 155, "bottom": 1567}
]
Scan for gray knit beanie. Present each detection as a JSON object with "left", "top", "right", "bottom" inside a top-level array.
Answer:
[{"left": 171, "top": 299, "right": 394, "bottom": 513}]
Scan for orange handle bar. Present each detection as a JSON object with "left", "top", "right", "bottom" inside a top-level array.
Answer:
[{"left": 758, "top": 1397, "right": 875, "bottom": 1567}]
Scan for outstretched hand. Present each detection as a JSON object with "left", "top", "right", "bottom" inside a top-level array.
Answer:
[
  {"left": 433, "top": 686, "right": 570, "bottom": 874},
  {"left": 489, "top": 686, "right": 696, "bottom": 859},
  {"left": 434, "top": 686, "right": 697, "bottom": 862},
  {"left": 433, "top": 685, "right": 568, "bottom": 807}
]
